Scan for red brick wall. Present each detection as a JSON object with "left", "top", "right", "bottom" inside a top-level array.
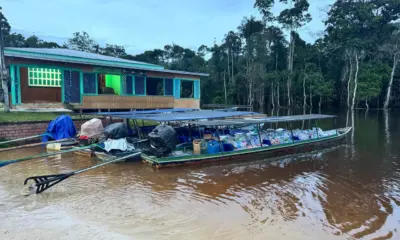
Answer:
[{"left": 0, "top": 119, "right": 122, "bottom": 140}]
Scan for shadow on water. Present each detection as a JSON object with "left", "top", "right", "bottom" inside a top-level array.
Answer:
[{"left": 0, "top": 108, "right": 399, "bottom": 239}]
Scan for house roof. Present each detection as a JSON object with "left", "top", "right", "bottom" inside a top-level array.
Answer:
[{"left": 5, "top": 47, "right": 209, "bottom": 77}]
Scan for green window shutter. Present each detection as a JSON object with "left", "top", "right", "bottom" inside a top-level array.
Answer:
[
  {"left": 194, "top": 80, "right": 200, "bottom": 99},
  {"left": 174, "top": 78, "right": 180, "bottom": 99}
]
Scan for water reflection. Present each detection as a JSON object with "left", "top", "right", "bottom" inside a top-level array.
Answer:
[{"left": 0, "top": 110, "right": 399, "bottom": 239}]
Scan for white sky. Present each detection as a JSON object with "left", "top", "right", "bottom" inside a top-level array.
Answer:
[{"left": 2, "top": 0, "right": 334, "bottom": 55}]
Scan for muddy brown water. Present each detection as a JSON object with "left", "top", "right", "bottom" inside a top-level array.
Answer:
[{"left": 0, "top": 110, "right": 399, "bottom": 240}]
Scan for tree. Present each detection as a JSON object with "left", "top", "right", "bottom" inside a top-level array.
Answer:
[
  {"left": 0, "top": 9, "right": 10, "bottom": 37},
  {"left": 325, "top": 0, "right": 400, "bottom": 109},
  {"left": 67, "top": 31, "right": 96, "bottom": 52},
  {"left": 4, "top": 33, "right": 25, "bottom": 47},
  {"left": 382, "top": 25, "right": 400, "bottom": 108},
  {"left": 358, "top": 62, "right": 390, "bottom": 108},
  {"left": 101, "top": 44, "right": 126, "bottom": 58},
  {"left": 277, "top": 0, "right": 311, "bottom": 107}
]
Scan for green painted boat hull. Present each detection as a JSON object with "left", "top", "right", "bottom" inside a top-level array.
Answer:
[{"left": 142, "top": 127, "right": 352, "bottom": 168}]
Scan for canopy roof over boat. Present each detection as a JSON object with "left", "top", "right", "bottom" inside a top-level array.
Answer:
[
  {"left": 189, "top": 114, "right": 336, "bottom": 126},
  {"left": 91, "top": 108, "right": 197, "bottom": 115},
  {"left": 101, "top": 110, "right": 256, "bottom": 121}
]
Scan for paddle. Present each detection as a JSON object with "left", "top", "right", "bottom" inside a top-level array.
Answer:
[
  {"left": 24, "top": 152, "right": 141, "bottom": 194},
  {"left": 0, "top": 133, "right": 49, "bottom": 146},
  {"left": 0, "top": 144, "right": 98, "bottom": 168},
  {"left": 0, "top": 138, "right": 76, "bottom": 153}
]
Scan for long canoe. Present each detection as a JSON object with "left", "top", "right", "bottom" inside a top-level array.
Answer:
[{"left": 142, "top": 127, "right": 352, "bottom": 168}]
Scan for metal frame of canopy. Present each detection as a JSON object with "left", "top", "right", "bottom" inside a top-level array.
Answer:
[
  {"left": 104, "top": 110, "right": 257, "bottom": 122},
  {"left": 188, "top": 114, "right": 336, "bottom": 127}
]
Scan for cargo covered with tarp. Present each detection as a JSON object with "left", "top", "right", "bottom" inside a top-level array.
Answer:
[
  {"left": 80, "top": 118, "right": 104, "bottom": 138},
  {"left": 42, "top": 115, "right": 77, "bottom": 142},
  {"left": 145, "top": 125, "right": 178, "bottom": 157}
]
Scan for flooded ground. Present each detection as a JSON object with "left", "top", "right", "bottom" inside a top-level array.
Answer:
[{"left": 0, "top": 110, "right": 399, "bottom": 240}]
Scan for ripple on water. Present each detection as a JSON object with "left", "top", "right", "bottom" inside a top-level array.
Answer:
[{"left": 1, "top": 129, "right": 400, "bottom": 240}]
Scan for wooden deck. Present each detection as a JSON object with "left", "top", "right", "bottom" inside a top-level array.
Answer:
[{"left": 75, "top": 95, "right": 174, "bottom": 109}]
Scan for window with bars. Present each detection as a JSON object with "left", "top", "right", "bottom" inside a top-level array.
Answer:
[
  {"left": 164, "top": 78, "right": 173, "bottom": 96},
  {"left": 28, "top": 67, "right": 62, "bottom": 87},
  {"left": 83, "top": 73, "right": 97, "bottom": 94},
  {"left": 135, "top": 76, "right": 145, "bottom": 95}
]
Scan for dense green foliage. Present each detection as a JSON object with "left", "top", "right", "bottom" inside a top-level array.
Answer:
[{"left": 1, "top": 0, "right": 400, "bottom": 109}]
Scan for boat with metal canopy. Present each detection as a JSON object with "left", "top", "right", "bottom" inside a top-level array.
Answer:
[{"left": 137, "top": 114, "right": 351, "bottom": 168}]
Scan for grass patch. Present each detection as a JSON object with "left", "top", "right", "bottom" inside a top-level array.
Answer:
[{"left": 0, "top": 112, "right": 94, "bottom": 123}]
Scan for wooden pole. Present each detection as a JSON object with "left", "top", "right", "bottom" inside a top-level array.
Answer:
[
  {"left": 188, "top": 123, "right": 192, "bottom": 141},
  {"left": 256, "top": 124, "right": 263, "bottom": 147},
  {"left": 0, "top": 7, "right": 10, "bottom": 112},
  {"left": 290, "top": 123, "right": 294, "bottom": 143}
]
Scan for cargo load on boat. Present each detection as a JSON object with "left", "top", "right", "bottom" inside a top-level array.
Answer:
[
  {"left": 146, "top": 125, "right": 178, "bottom": 157},
  {"left": 104, "top": 122, "right": 128, "bottom": 139},
  {"left": 42, "top": 115, "right": 77, "bottom": 142}
]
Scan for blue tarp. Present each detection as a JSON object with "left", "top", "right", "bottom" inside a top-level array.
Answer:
[{"left": 42, "top": 115, "right": 77, "bottom": 142}]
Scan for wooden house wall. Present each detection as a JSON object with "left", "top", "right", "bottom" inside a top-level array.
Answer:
[
  {"left": 78, "top": 95, "right": 174, "bottom": 109},
  {"left": 6, "top": 57, "right": 202, "bottom": 109},
  {"left": 20, "top": 67, "right": 62, "bottom": 103}
]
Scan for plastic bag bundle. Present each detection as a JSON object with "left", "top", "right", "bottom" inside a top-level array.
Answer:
[
  {"left": 104, "top": 123, "right": 128, "bottom": 139},
  {"left": 147, "top": 125, "right": 178, "bottom": 156},
  {"left": 80, "top": 118, "right": 104, "bottom": 138}
]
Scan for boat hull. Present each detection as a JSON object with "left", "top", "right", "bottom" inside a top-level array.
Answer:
[{"left": 142, "top": 127, "right": 352, "bottom": 168}]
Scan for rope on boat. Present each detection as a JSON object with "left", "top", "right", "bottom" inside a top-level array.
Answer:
[
  {"left": 0, "top": 138, "right": 76, "bottom": 153},
  {"left": 0, "top": 144, "right": 97, "bottom": 168},
  {"left": 0, "top": 133, "right": 51, "bottom": 146}
]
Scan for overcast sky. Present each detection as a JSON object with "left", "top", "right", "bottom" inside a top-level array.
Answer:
[{"left": 2, "top": 0, "right": 334, "bottom": 55}]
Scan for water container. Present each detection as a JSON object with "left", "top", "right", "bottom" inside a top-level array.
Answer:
[
  {"left": 207, "top": 140, "right": 221, "bottom": 154},
  {"left": 193, "top": 139, "right": 202, "bottom": 154}
]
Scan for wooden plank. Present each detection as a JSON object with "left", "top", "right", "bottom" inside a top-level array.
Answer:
[
  {"left": 174, "top": 99, "right": 200, "bottom": 109},
  {"left": 78, "top": 95, "right": 174, "bottom": 109},
  {"left": 202, "top": 104, "right": 253, "bottom": 109}
]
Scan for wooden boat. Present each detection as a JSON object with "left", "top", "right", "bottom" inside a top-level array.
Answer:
[
  {"left": 74, "top": 138, "right": 148, "bottom": 163},
  {"left": 141, "top": 115, "right": 352, "bottom": 168}
]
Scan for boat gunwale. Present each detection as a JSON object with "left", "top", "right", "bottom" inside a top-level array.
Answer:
[{"left": 142, "top": 127, "right": 352, "bottom": 165}]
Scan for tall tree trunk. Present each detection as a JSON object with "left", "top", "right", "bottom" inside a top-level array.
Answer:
[
  {"left": 303, "top": 72, "right": 307, "bottom": 108},
  {"left": 287, "top": 33, "right": 294, "bottom": 107},
  {"left": 260, "top": 83, "right": 265, "bottom": 111},
  {"left": 384, "top": 53, "right": 399, "bottom": 109},
  {"left": 227, "top": 49, "right": 230, "bottom": 84},
  {"left": 351, "top": 53, "right": 359, "bottom": 109},
  {"left": 277, "top": 81, "right": 280, "bottom": 107},
  {"left": 365, "top": 99, "right": 369, "bottom": 109},
  {"left": 347, "top": 52, "right": 353, "bottom": 108},
  {"left": 231, "top": 50, "right": 235, "bottom": 85},
  {"left": 271, "top": 82, "right": 275, "bottom": 109},
  {"left": 223, "top": 70, "right": 227, "bottom": 105},
  {"left": 318, "top": 95, "right": 322, "bottom": 109},
  {"left": 309, "top": 84, "right": 313, "bottom": 109},
  {"left": 341, "top": 62, "right": 349, "bottom": 106}
]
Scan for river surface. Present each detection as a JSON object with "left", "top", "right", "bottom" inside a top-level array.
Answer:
[{"left": 0, "top": 110, "right": 399, "bottom": 240}]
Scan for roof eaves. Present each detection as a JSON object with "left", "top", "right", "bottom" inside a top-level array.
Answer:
[
  {"left": 5, "top": 48, "right": 165, "bottom": 70},
  {"left": 5, "top": 48, "right": 210, "bottom": 77}
]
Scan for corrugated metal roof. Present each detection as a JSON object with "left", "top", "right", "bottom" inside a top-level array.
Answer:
[
  {"left": 107, "top": 110, "right": 256, "bottom": 121},
  {"left": 5, "top": 47, "right": 209, "bottom": 77}
]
